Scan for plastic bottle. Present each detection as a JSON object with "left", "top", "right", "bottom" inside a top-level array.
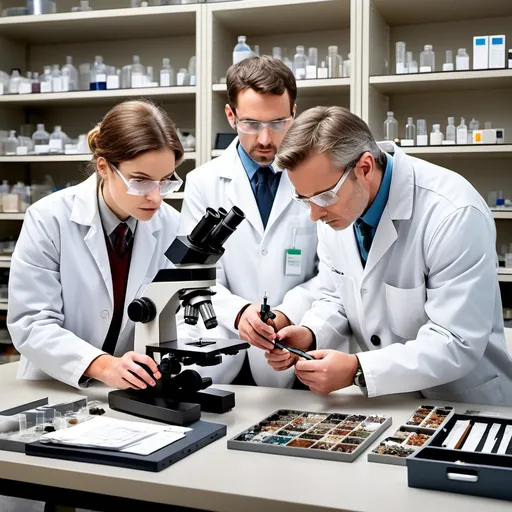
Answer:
[
  {"left": 306, "top": 47, "right": 318, "bottom": 79},
  {"left": 430, "top": 124, "right": 443, "bottom": 145},
  {"left": 383, "top": 112, "right": 398, "bottom": 141},
  {"left": 176, "top": 68, "right": 189, "bottom": 86},
  {"left": 272, "top": 47, "right": 282, "bottom": 61},
  {"left": 445, "top": 117, "right": 456, "bottom": 143},
  {"left": 51, "top": 64, "right": 62, "bottom": 92},
  {"left": 282, "top": 49, "right": 293, "bottom": 70},
  {"left": 443, "top": 50, "right": 454, "bottom": 71},
  {"left": 405, "top": 117, "right": 416, "bottom": 144},
  {"left": 293, "top": 46, "right": 307, "bottom": 80},
  {"left": 420, "top": 45, "right": 435, "bottom": 72},
  {"left": 343, "top": 53, "right": 352, "bottom": 77},
  {"left": 456, "top": 48, "right": 470, "bottom": 71},
  {"left": 32, "top": 124, "right": 50, "bottom": 154},
  {"left": 49, "top": 126, "right": 67, "bottom": 154},
  {"left": 468, "top": 118, "right": 479, "bottom": 145},
  {"left": 130, "top": 55, "right": 146, "bottom": 88},
  {"left": 5, "top": 131, "right": 19, "bottom": 155},
  {"left": 233, "top": 36, "right": 251, "bottom": 65},
  {"left": 160, "top": 58, "right": 174, "bottom": 87},
  {"left": 0, "top": 181, "right": 9, "bottom": 212},
  {"left": 406, "top": 51, "right": 418, "bottom": 73},
  {"left": 90, "top": 56, "right": 107, "bottom": 90},
  {"left": 457, "top": 118, "right": 468, "bottom": 145},
  {"left": 188, "top": 56, "right": 196, "bottom": 86},
  {"left": 417, "top": 119, "right": 428, "bottom": 146},
  {"left": 9, "top": 69, "right": 22, "bottom": 94},
  {"left": 63, "top": 56, "right": 79, "bottom": 91},
  {"left": 396, "top": 42, "right": 406, "bottom": 74},
  {"left": 31, "top": 72, "right": 41, "bottom": 93},
  {"left": 328, "top": 45, "right": 340, "bottom": 78}
]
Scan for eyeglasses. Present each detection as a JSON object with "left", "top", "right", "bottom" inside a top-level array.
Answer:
[
  {"left": 292, "top": 160, "right": 357, "bottom": 209},
  {"left": 109, "top": 162, "right": 183, "bottom": 196},
  {"left": 235, "top": 116, "right": 293, "bottom": 135}
]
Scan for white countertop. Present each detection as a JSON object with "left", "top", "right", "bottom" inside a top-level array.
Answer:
[{"left": 1, "top": 363, "right": 512, "bottom": 511}]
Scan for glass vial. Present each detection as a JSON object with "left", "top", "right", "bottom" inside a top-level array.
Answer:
[
  {"left": 384, "top": 111, "right": 398, "bottom": 141},
  {"left": 406, "top": 51, "right": 418, "bottom": 73},
  {"left": 160, "top": 58, "right": 174, "bottom": 87},
  {"left": 417, "top": 119, "right": 428, "bottom": 146},
  {"left": 396, "top": 42, "right": 406, "bottom": 74},
  {"left": 306, "top": 47, "right": 318, "bottom": 79},
  {"left": 430, "top": 124, "right": 443, "bottom": 145},
  {"left": 328, "top": 45, "right": 340, "bottom": 78},
  {"left": 420, "top": 45, "right": 435, "bottom": 72},
  {"left": 272, "top": 47, "right": 282, "bottom": 61},
  {"left": 445, "top": 117, "right": 456, "bottom": 143},
  {"left": 293, "top": 46, "right": 307, "bottom": 80},
  {"left": 405, "top": 117, "right": 416, "bottom": 145},
  {"left": 456, "top": 48, "right": 470, "bottom": 70},
  {"left": 443, "top": 50, "right": 454, "bottom": 71},
  {"left": 457, "top": 118, "right": 468, "bottom": 145}
]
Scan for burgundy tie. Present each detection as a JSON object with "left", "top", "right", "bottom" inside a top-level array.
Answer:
[{"left": 112, "top": 223, "right": 131, "bottom": 257}]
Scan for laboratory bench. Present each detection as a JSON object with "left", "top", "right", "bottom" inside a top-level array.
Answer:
[{"left": 0, "top": 362, "right": 512, "bottom": 512}]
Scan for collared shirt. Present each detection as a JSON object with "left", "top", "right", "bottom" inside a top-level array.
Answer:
[
  {"left": 237, "top": 143, "right": 281, "bottom": 199},
  {"left": 354, "top": 153, "right": 393, "bottom": 262},
  {"left": 97, "top": 185, "right": 138, "bottom": 247}
]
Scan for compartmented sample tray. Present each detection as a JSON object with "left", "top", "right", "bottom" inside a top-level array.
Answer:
[
  {"left": 368, "top": 405, "right": 454, "bottom": 466},
  {"left": 228, "top": 409, "right": 392, "bottom": 462}
]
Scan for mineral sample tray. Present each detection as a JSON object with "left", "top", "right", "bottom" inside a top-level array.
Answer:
[{"left": 228, "top": 409, "right": 392, "bottom": 463}]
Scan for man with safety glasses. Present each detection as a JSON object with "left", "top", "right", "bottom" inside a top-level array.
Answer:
[
  {"left": 178, "top": 56, "right": 319, "bottom": 388},
  {"left": 271, "top": 105, "right": 512, "bottom": 406}
]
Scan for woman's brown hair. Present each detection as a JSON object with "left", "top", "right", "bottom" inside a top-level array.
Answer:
[{"left": 87, "top": 100, "right": 184, "bottom": 175}]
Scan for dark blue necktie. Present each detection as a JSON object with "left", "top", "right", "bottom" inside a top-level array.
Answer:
[
  {"left": 254, "top": 167, "right": 274, "bottom": 228},
  {"left": 356, "top": 219, "right": 373, "bottom": 266}
]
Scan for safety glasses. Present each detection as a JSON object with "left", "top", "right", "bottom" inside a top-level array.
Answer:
[
  {"left": 109, "top": 162, "right": 183, "bottom": 196},
  {"left": 235, "top": 116, "right": 293, "bottom": 134}
]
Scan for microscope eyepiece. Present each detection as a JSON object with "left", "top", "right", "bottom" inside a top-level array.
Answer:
[
  {"left": 206, "top": 206, "right": 246, "bottom": 250},
  {"left": 218, "top": 207, "right": 228, "bottom": 220},
  {"left": 188, "top": 207, "right": 220, "bottom": 248}
]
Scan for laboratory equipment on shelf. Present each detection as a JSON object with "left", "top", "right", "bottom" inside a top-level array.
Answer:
[
  {"left": 71, "top": 0, "right": 93, "bottom": 11},
  {"left": 32, "top": 124, "right": 50, "bottom": 154},
  {"left": 90, "top": 56, "right": 107, "bottom": 90},
  {"left": 293, "top": 46, "right": 307, "bottom": 80},
  {"left": 457, "top": 118, "right": 468, "bottom": 145},
  {"left": 383, "top": 112, "right": 398, "bottom": 141},
  {"left": 188, "top": 56, "right": 197, "bottom": 86},
  {"left": 445, "top": 117, "right": 456, "bottom": 143},
  {"left": 4, "top": 131, "right": 19, "bottom": 155},
  {"left": 406, "top": 51, "right": 418, "bottom": 73},
  {"left": 130, "top": 55, "right": 146, "bottom": 88},
  {"left": 430, "top": 124, "right": 443, "bottom": 145},
  {"left": 27, "top": 0, "right": 56, "bottom": 15},
  {"left": 420, "top": 45, "right": 435, "bottom": 72},
  {"left": 49, "top": 126, "right": 68, "bottom": 154},
  {"left": 327, "top": 45, "right": 341, "bottom": 78},
  {"left": 396, "top": 42, "right": 406, "bottom": 74},
  {"left": 417, "top": 120, "right": 428, "bottom": 146},
  {"left": 443, "top": 50, "right": 454, "bottom": 71},
  {"left": 403, "top": 118, "right": 416, "bottom": 146},
  {"left": 63, "top": 56, "right": 78, "bottom": 91},
  {"left": 160, "top": 58, "right": 174, "bottom": 87},
  {"left": 456, "top": 48, "right": 470, "bottom": 70},
  {"left": 108, "top": 207, "right": 250, "bottom": 426},
  {"left": 233, "top": 36, "right": 252, "bottom": 65},
  {"left": 307, "top": 47, "right": 318, "bottom": 79}
]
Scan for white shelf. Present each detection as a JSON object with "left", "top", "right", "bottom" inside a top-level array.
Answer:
[
  {"left": 499, "top": 269, "right": 512, "bottom": 283},
  {"left": 0, "top": 152, "right": 196, "bottom": 163},
  {"left": 0, "top": 303, "right": 7, "bottom": 311},
  {"left": 0, "top": 5, "right": 197, "bottom": 44},
  {"left": 0, "top": 259, "right": 11, "bottom": 269},
  {"left": 0, "top": 214, "right": 24, "bottom": 221},
  {"left": 370, "top": 70, "right": 512, "bottom": 94},
  {"left": 210, "top": 0, "right": 350, "bottom": 34},
  {"left": 0, "top": 87, "right": 196, "bottom": 107},
  {"left": 401, "top": 145, "right": 512, "bottom": 158},
  {"left": 492, "top": 210, "right": 512, "bottom": 220},
  {"left": 371, "top": 0, "right": 512, "bottom": 25}
]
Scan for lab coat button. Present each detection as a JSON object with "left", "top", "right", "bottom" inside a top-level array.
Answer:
[
  {"left": 261, "top": 249, "right": 268, "bottom": 255},
  {"left": 371, "top": 335, "right": 381, "bottom": 346},
  {"left": 101, "top": 310, "right": 110, "bottom": 319}
]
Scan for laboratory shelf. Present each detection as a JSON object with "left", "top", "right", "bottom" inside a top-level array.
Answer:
[
  {"left": 0, "top": 259, "right": 10, "bottom": 269},
  {"left": 0, "top": 87, "right": 196, "bottom": 107},
  {"left": 209, "top": 0, "right": 351, "bottom": 34},
  {"left": 499, "top": 269, "right": 512, "bottom": 283},
  {"left": 0, "top": 152, "right": 196, "bottom": 163},
  {"left": 492, "top": 211, "right": 512, "bottom": 220},
  {"left": 401, "top": 145, "right": 512, "bottom": 158},
  {"left": 369, "top": 70, "right": 512, "bottom": 94},
  {"left": 371, "top": 0, "right": 512, "bottom": 26},
  {"left": 0, "top": 214, "right": 24, "bottom": 221},
  {"left": 0, "top": 303, "right": 8, "bottom": 311},
  {"left": 0, "top": 5, "right": 198, "bottom": 44}
]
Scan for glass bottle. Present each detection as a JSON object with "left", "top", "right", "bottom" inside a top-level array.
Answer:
[
  {"left": 233, "top": 36, "right": 251, "bottom": 65},
  {"left": 420, "top": 45, "right": 435, "bottom": 72},
  {"left": 90, "top": 56, "right": 107, "bottom": 90},
  {"left": 306, "top": 47, "right": 318, "bottom": 79},
  {"left": 468, "top": 118, "right": 479, "bottom": 145},
  {"left": 31, "top": 72, "right": 41, "bottom": 93},
  {"left": 328, "top": 45, "right": 340, "bottom": 78},
  {"left": 51, "top": 64, "right": 62, "bottom": 92},
  {"left": 50, "top": 126, "right": 67, "bottom": 154},
  {"left": 282, "top": 48, "right": 293, "bottom": 70},
  {"left": 343, "top": 53, "right": 351, "bottom": 78},
  {"left": 32, "top": 124, "right": 50, "bottom": 154},
  {"left": 176, "top": 68, "right": 189, "bottom": 86},
  {"left": 8, "top": 69, "right": 22, "bottom": 94},
  {"left": 383, "top": 112, "right": 398, "bottom": 141},
  {"left": 443, "top": 50, "right": 454, "bottom": 71},
  {"left": 405, "top": 117, "right": 416, "bottom": 144},
  {"left": 417, "top": 119, "right": 428, "bottom": 146},
  {"left": 5, "top": 131, "right": 19, "bottom": 155},
  {"left": 457, "top": 118, "right": 468, "bottom": 145},
  {"left": 188, "top": 56, "right": 196, "bottom": 86},
  {"left": 430, "top": 124, "right": 443, "bottom": 145},
  {"left": 456, "top": 48, "right": 470, "bottom": 70},
  {"left": 396, "top": 41, "right": 406, "bottom": 74},
  {"left": 406, "top": 51, "right": 418, "bottom": 73},
  {"left": 445, "top": 117, "right": 456, "bottom": 143},
  {"left": 63, "top": 56, "right": 79, "bottom": 91},
  {"left": 130, "top": 55, "right": 146, "bottom": 88},
  {"left": 293, "top": 46, "right": 307, "bottom": 80},
  {"left": 272, "top": 47, "right": 282, "bottom": 61},
  {"left": 160, "top": 58, "right": 174, "bottom": 87}
]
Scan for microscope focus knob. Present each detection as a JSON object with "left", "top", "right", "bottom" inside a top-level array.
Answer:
[{"left": 128, "top": 297, "right": 156, "bottom": 323}]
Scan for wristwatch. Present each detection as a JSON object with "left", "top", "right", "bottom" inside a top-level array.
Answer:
[{"left": 353, "top": 356, "right": 368, "bottom": 397}]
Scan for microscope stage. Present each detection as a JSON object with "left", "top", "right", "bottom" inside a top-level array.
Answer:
[{"left": 146, "top": 338, "right": 250, "bottom": 357}]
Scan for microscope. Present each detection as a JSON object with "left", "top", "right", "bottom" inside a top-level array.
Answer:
[{"left": 109, "top": 206, "right": 250, "bottom": 426}]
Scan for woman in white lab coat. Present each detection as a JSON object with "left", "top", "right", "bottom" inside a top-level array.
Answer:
[{"left": 7, "top": 100, "right": 184, "bottom": 391}]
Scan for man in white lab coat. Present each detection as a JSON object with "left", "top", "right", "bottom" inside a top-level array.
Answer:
[
  {"left": 178, "top": 56, "right": 318, "bottom": 387},
  {"left": 271, "top": 105, "right": 512, "bottom": 406}
]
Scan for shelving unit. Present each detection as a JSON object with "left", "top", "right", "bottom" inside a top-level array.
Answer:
[{"left": 499, "top": 270, "right": 512, "bottom": 283}]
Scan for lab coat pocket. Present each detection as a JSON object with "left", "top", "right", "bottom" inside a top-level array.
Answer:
[{"left": 385, "top": 282, "right": 427, "bottom": 340}]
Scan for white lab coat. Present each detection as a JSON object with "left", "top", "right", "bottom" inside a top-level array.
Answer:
[
  {"left": 178, "top": 139, "right": 319, "bottom": 387},
  {"left": 302, "top": 142, "right": 512, "bottom": 406},
  {"left": 7, "top": 174, "right": 180, "bottom": 388}
]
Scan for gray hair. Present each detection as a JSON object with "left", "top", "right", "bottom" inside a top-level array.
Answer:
[{"left": 276, "top": 106, "right": 384, "bottom": 171}]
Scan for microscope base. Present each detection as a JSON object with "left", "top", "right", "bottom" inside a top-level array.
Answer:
[
  {"left": 180, "top": 388, "right": 236, "bottom": 414},
  {"left": 108, "top": 389, "right": 201, "bottom": 426}
]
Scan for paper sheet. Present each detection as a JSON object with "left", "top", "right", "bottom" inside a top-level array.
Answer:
[{"left": 120, "top": 431, "right": 186, "bottom": 455}]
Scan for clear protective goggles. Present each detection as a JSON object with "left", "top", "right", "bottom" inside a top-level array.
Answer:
[
  {"left": 292, "top": 161, "right": 356, "bottom": 209},
  {"left": 235, "top": 116, "right": 293, "bottom": 135},
  {"left": 109, "top": 162, "right": 182, "bottom": 196}
]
